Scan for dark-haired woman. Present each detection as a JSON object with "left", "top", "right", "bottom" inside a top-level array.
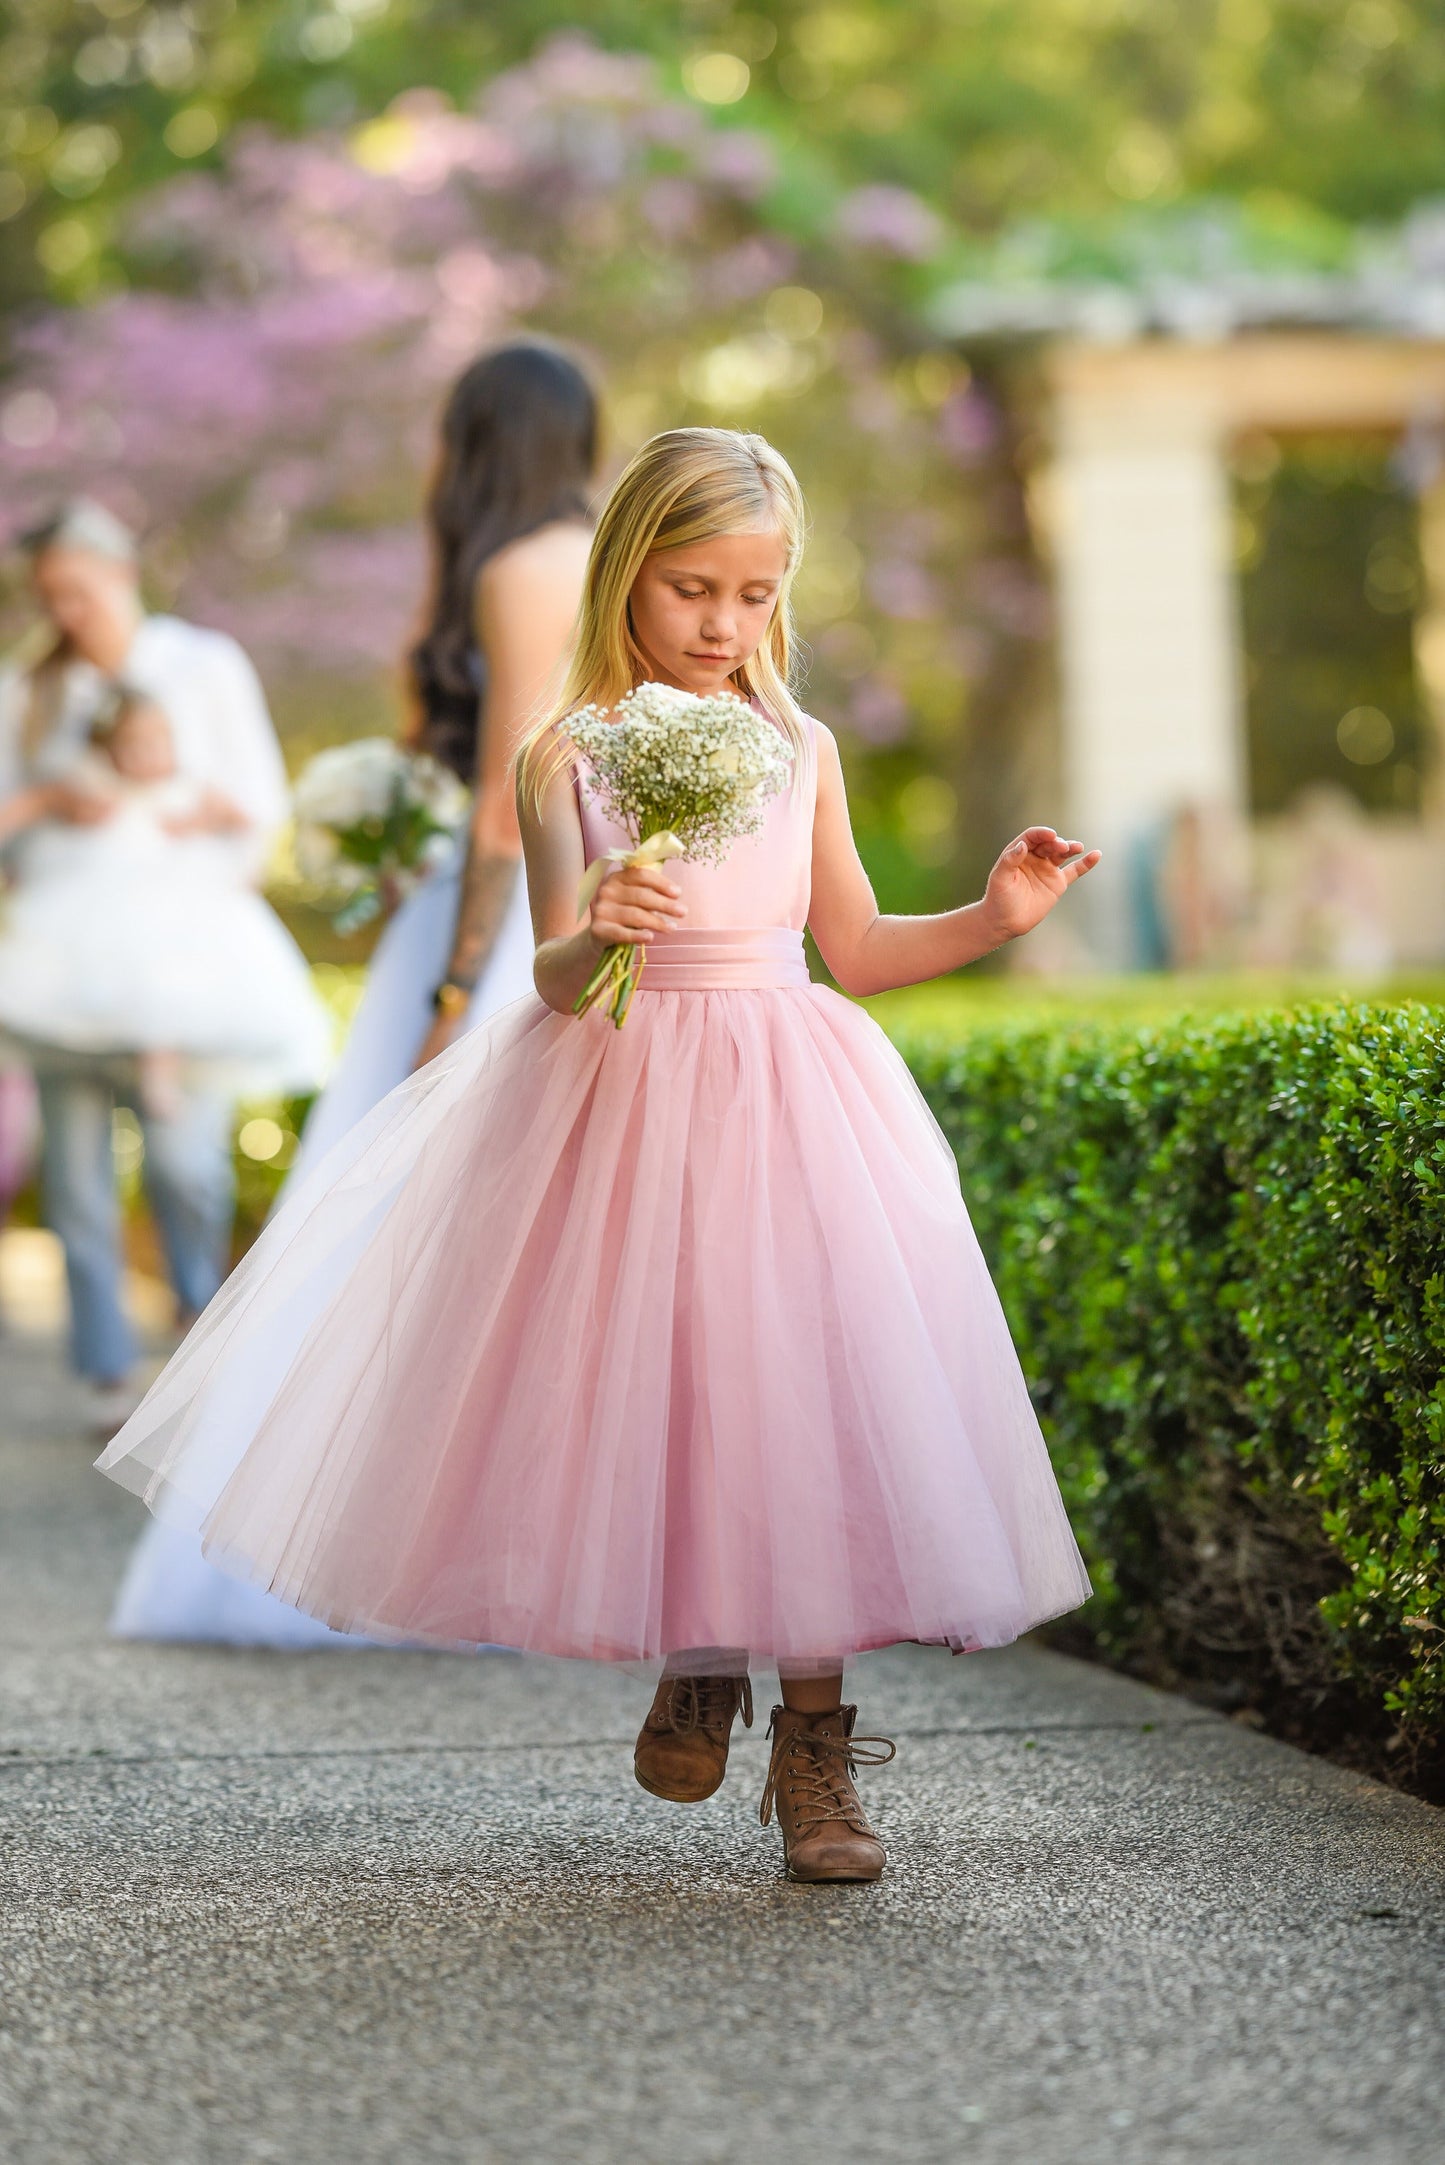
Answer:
[
  {"left": 109, "top": 340, "right": 599, "bottom": 1646},
  {"left": 283, "top": 337, "right": 598, "bottom": 1171}
]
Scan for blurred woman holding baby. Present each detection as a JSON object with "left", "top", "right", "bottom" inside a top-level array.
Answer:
[{"left": 0, "top": 499, "right": 327, "bottom": 1431}]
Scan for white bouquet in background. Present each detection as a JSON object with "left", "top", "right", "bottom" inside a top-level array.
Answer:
[
  {"left": 569, "top": 683, "right": 793, "bottom": 1026},
  {"left": 292, "top": 738, "right": 470, "bottom": 933}
]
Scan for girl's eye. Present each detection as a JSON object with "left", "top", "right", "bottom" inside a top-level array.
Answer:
[
  {"left": 743, "top": 593, "right": 771, "bottom": 606},
  {"left": 675, "top": 587, "right": 706, "bottom": 600}
]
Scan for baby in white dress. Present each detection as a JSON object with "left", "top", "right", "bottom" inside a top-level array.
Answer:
[{"left": 0, "top": 688, "right": 332, "bottom": 1100}]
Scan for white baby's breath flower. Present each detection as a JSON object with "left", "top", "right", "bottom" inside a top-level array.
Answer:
[
  {"left": 567, "top": 683, "right": 794, "bottom": 1026},
  {"left": 568, "top": 682, "right": 792, "bottom": 868}
]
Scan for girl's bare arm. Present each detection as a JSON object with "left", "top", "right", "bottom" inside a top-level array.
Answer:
[{"left": 806, "top": 723, "right": 1098, "bottom": 997}]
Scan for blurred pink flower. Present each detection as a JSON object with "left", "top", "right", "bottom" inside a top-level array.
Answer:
[
  {"left": 835, "top": 186, "right": 943, "bottom": 262},
  {"left": 641, "top": 177, "right": 703, "bottom": 240},
  {"left": 849, "top": 676, "right": 910, "bottom": 743},
  {"left": 697, "top": 131, "right": 778, "bottom": 199},
  {"left": 701, "top": 236, "right": 797, "bottom": 303},
  {"left": 0, "top": 28, "right": 989, "bottom": 822},
  {"left": 972, "top": 559, "right": 1052, "bottom": 639},
  {"left": 938, "top": 387, "right": 1002, "bottom": 464},
  {"left": 867, "top": 558, "right": 938, "bottom": 621}
]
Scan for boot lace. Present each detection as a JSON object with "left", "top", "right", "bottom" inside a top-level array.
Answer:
[
  {"left": 759, "top": 1714, "right": 897, "bottom": 1835},
  {"left": 666, "top": 1673, "right": 753, "bottom": 1741}
]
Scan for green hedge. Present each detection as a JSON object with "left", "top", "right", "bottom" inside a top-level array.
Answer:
[{"left": 894, "top": 1001, "right": 1445, "bottom": 1793}]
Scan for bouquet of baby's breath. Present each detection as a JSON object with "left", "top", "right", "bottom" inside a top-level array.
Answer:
[
  {"left": 292, "top": 738, "right": 470, "bottom": 933},
  {"left": 569, "top": 682, "right": 793, "bottom": 1025}
]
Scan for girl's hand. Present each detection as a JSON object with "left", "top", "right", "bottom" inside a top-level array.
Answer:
[
  {"left": 980, "top": 827, "right": 1101, "bottom": 943},
  {"left": 588, "top": 863, "right": 686, "bottom": 949},
  {"left": 47, "top": 780, "right": 116, "bottom": 826}
]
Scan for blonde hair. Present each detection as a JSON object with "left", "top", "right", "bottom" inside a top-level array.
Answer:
[{"left": 519, "top": 426, "right": 809, "bottom": 802}]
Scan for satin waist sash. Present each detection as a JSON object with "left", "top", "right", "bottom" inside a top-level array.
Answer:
[{"left": 633, "top": 927, "right": 809, "bottom": 991}]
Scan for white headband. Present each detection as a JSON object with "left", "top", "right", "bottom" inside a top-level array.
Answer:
[{"left": 22, "top": 498, "right": 138, "bottom": 566}]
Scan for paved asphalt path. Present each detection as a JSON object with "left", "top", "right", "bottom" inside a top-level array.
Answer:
[{"left": 2, "top": 1298, "right": 1442, "bottom": 2165}]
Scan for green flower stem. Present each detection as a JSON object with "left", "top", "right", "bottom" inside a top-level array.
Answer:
[{"left": 573, "top": 940, "right": 646, "bottom": 1027}]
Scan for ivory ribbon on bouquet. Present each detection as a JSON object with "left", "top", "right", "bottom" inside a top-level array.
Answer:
[{"left": 575, "top": 829, "right": 686, "bottom": 918}]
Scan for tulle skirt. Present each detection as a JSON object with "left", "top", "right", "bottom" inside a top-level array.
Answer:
[{"left": 97, "top": 949, "right": 1090, "bottom": 1675}]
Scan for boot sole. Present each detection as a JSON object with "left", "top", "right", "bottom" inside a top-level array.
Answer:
[
  {"left": 785, "top": 1862, "right": 884, "bottom": 1884},
  {"left": 633, "top": 1763, "right": 725, "bottom": 1804}
]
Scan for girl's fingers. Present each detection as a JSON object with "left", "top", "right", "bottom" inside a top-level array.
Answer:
[
  {"left": 592, "top": 903, "right": 682, "bottom": 941},
  {"left": 605, "top": 866, "right": 682, "bottom": 899},
  {"left": 1062, "top": 849, "right": 1102, "bottom": 881},
  {"left": 600, "top": 872, "right": 685, "bottom": 910},
  {"left": 1017, "top": 827, "right": 1092, "bottom": 861}
]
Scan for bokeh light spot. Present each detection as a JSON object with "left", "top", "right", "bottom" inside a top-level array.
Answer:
[
  {"left": 1337, "top": 706, "right": 1395, "bottom": 764},
  {"left": 350, "top": 114, "right": 415, "bottom": 174},
  {"left": 35, "top": 219, "right": 94, "bottom": 278},
  {"left": 683, "top": 52, "right": 751, "bottom": 105},
  {"left": 164, "top": 107, "right": 221, "bottom": 159},
  {"left": 1, "top": 390, "right": 58, "bottom": 449},
  {"left": 74, "top": 37, "right": 131, "bottom": 89},
  {"left": 238, "top": 1118, "right": 287, "bottom": 1163},
  {"left": 764, "top": 285, "right": 824, "bottom": 339},
  {"left": 300, "top": 13, "right": 355, "bottom": 63},
  {"left": 897, "top": 773, "right": 958, "bottom": 842}
]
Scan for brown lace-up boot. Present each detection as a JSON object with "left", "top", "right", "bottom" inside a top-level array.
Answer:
[
  {"left": 760, "top": 1704, "right": 896, "bottom": 1882},
  {"left": 633, "top": 1674, "right": 754, "bottom": 1803}
]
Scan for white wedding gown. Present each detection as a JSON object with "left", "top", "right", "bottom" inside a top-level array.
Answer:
[
  {"left": 109, "top": 848, "right": 535, "bottom": 1645},
  {"left": 0, "top": 767, "right": 331, "bottom": 1093}
]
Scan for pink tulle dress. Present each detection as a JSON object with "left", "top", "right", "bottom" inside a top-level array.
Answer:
[{"left": 97, "top": 714, "right": 1090, "bottom": 1675}]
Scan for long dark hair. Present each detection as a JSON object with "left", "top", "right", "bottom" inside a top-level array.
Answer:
[{"left": 407, "top": 340, "right": 599, "bottom": 779}]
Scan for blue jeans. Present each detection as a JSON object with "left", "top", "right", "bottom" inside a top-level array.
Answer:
[{"left": 35, "top": 1057, "right": 233, "bottom": 1380}]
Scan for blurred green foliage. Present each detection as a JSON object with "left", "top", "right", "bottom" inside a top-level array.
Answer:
[
  {"left": 4, "top": 3, "right": 1443, "bottom": 911},
  {"left": 7, "top": 1, "right": 1445, "bottom": 311},
  {"left": 866, "top": 967, "right": 1445, "bottom": 1031},
  {"left": 894, "top": 998, "right": 1445, "bottom": 1795}
]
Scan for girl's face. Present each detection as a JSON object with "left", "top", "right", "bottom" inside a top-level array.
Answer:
[{"left": 628, "top": 528, "right": 789, "bottom": 696}]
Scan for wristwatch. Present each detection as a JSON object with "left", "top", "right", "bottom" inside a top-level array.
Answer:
[{"left": 431, "top": 980, "right": 473, "bottom": 1018}]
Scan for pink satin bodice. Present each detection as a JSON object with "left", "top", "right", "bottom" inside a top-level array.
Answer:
[{"left": 573, "top": 709, "right": 817, "bottom": 990}]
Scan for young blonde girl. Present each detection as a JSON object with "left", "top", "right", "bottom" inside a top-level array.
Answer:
[{"left": 99, "top": 428, "right": 1099, "bottom": 1885}]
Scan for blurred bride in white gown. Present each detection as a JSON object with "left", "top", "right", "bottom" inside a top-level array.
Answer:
[{"left": 110, "top": 339, "right": 600, "bottom": 1645}]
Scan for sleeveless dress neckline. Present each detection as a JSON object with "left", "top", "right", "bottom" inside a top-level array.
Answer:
[{"left": 97, "top": 707, "right": 1089, "bottom": 1676}]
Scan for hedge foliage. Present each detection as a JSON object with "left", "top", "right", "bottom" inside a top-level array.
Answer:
[{"left": 895, "top": 1001, "right": 1445, "bottom": 1787}]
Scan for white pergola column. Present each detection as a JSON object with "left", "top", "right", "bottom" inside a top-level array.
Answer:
[{"left": 1049, "top": 377, "right": 1247, "bottom": 967}]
